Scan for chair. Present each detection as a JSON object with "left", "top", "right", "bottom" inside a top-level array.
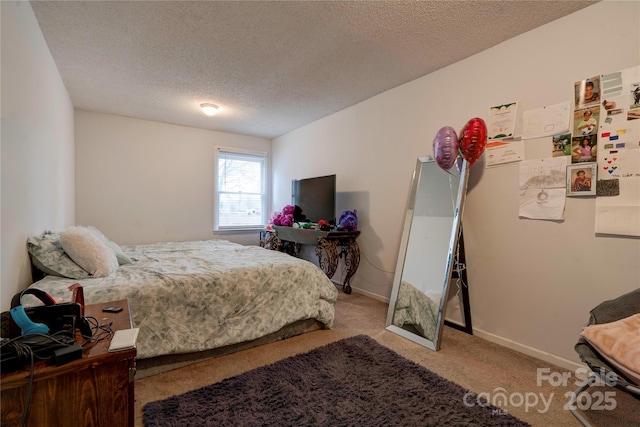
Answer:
[{"left": 570, "top": 288, "right": 640, "bottom": 426}]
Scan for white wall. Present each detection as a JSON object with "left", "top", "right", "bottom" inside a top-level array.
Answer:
[
  {"left": 273, "top": 1, "right": 640, "bottom": 365},
  {"left": 74, "top": 111, "right": 271, "bottom": 246},
  {"left": 1, "top": 1, "right": 75, "bottom": 309}
]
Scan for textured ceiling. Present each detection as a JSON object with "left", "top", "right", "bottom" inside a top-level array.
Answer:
[{"left": 30, "top": 0, "right": 597, "bottom": 139}]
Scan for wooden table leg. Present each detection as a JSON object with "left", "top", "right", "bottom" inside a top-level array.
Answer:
[
  {"left": 315, "top": 238, "right": 339, "bottom": 282},
  {"left": 340, "top": 239, "right": 360, "bottom": 294}
]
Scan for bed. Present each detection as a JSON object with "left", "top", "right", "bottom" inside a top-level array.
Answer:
[{"left": 25, "top": 227, "right": 338, "bottom": 372}]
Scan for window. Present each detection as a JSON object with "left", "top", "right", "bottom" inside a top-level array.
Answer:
[{"left": 214, "top": 148, "right": 268, "bottom": 231}]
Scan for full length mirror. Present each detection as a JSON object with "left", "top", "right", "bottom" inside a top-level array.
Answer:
[{"left": 385, "top": 156, "right": 469, "bottom": 351}]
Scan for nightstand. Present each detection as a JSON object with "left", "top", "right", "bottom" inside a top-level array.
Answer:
[{"left": 1, "top": 299, "right": 136, "bottom": 427}]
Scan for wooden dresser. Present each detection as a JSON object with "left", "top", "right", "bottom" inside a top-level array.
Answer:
[{"left": 1, "top": 299, "right": 136, "bottom": 427}]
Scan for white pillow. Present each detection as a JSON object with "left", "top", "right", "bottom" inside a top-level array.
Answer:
[
  {"left": 84, "top": 225, "right": 134, "bottom": 265},
  {"left": 59, "top": 226, "right": 118, "bottom": 277}
]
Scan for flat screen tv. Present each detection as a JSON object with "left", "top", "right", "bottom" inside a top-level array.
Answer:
[{"left": 291, "top": 174, "right": 336, "bottom": 224}]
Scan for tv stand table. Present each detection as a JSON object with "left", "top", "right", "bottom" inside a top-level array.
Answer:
[{"left": 261, "top": 226, "right": 360, "bottom": 294}]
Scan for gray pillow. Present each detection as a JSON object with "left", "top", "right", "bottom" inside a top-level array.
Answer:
[
  {"left": 84, "top": 225, "right": 134, "bottom": 265},
  {"left": 27, "top": 232, "right": 90, "bottom": 279}
]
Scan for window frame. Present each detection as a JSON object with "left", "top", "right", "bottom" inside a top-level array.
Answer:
[{"left": 214, "top": 147, "right": 269, "bottom": 232}]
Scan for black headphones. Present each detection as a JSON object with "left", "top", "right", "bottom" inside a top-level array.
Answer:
[
  {"left": 11, "top": 288, "right": 57, "bottom": 308},
  {"left": 10, "top": 289, "right": 56, "bottom": 335}
]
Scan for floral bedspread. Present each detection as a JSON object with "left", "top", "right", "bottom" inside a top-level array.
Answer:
[
  {"left": 391, "top": 280, "right": 440, "bottom": 341},
  {"left": 31, "top": 239, "right": 338, "bottom": 359}
]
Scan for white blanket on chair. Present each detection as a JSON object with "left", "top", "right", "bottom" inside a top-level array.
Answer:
[{"left": 581, "top": 313, "right": 640, "bottom": 385}]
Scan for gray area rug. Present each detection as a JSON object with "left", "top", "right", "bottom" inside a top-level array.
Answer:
[{"left": 142, "top": 335, "right": 530, "bottom": 426}]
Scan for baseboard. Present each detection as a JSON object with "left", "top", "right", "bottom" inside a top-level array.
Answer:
[
  {"left": 345, "top": 285, "right": 389, "bottom": 303},
  {"left": 472, "top": 328, "right": 585, "bottom": 372},
  {"left": 345, "top": 288, "right": 584, "bottom": 373}
]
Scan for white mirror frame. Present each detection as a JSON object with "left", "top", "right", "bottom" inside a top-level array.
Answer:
[{"left": 385, "top": 156, "right": 469, "bottom": 351}]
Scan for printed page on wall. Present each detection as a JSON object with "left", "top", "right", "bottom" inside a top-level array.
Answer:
[
  {"left": 521, "top": 102, "right": 571, "bottom": 140},
  {"left": 485, "top": 101, "right": 524, "bottom": 168},
  {"left": 488, "top": 102, "right": 518, "bottom": 140},
  {"left": 595, "top": 65, "right": 640, "bottom": 237},
  {"left": 519, "top": 157, "right": 569, "bottom": 221}
]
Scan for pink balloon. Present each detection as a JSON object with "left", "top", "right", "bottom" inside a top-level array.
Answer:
[
  {"left": 433, "top": 126, "right": 459, "bottom": 171},
  {"left": 459, "top": 117, "right": 487, "bottom": 166}
]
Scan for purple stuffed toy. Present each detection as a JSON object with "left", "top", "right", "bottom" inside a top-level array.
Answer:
[{"left": 337, "top": 210, "right": 358, "bottom": 231}]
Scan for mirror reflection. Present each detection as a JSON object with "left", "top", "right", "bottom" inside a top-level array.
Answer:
[{"left": 385, "top": 156, "right": 468, "bottom": 351}]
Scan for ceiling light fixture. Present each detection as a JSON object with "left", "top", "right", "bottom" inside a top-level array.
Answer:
[{"left": 200, "top": 103, "right": 219, "bottom": 116}]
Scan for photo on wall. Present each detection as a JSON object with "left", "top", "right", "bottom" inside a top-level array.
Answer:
[
  {"left": 552, "top": 132, "right": 572, "bottom": 157},
  {"left": 629, "top": 81, "right": 640, "bottom": 120},
  {"left": 574, "top": 76, "right": 601, "bottom": 108},
  {"left": 573, "top": 106, "right": 599, "bottom": 137},
  {"left": 571, "top": 134, "right": 597, "bottom": 163},
  {"left": 567, "top": 163, "right": 597, "bottom": 197}
]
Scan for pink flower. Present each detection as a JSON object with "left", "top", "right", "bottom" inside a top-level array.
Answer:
[
  {"left": 281, "top": 214, "right": 294, "bottom": 227},
  {"left": 268, "top": 205, "right": 297, "bottom": 227},
  {"left": 282, "top": 205, "right": 295, "bottom": 215}
]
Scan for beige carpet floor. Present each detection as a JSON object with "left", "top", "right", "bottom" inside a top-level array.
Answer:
[{"left": 134, "top": 292, "right": 639, "bottom": 427}]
